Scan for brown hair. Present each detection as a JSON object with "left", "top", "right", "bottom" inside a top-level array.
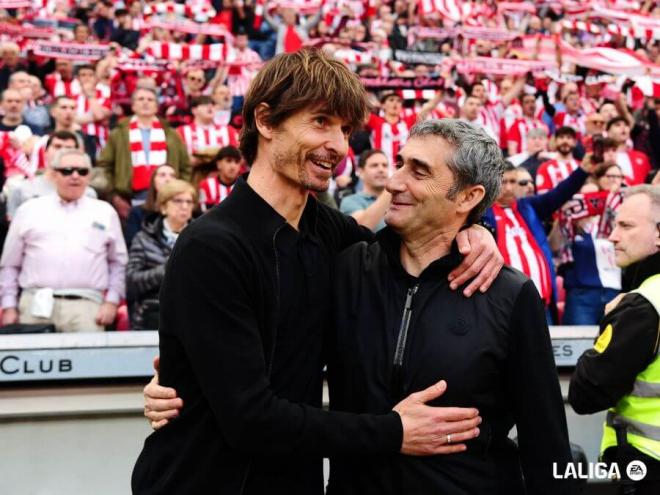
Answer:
[
  {"left": 156, "top": 179, "right": 198, "bottom": 210},
  {"left": 144, "top": 164, "right": 178, "bottom": 212},
  {"left": 239, "top": 48, "right": 369, "bottom": 165}
]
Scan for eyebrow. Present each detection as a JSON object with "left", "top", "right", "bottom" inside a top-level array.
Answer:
[{"left": 396, "top": 154, "right": 432, "bottom": 174}]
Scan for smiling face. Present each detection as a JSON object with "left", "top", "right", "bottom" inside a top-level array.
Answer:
[
  {"left": 266, "top": 107, "right": 352, "bottom": 192},
  {"left": 609, "top": 193, "right": 659, "bottom": 267},
  {"left": 385, "top": 136, "right": 461, "bottom": 239}
]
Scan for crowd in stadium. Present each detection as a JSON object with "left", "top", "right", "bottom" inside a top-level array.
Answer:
[{"left": 0, "top": 0, "right": 658, "bottom": 332}]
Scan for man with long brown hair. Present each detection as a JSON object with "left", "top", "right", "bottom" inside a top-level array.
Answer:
[{"left": 132, "top": 49, "right": 503, "bottom": 494}]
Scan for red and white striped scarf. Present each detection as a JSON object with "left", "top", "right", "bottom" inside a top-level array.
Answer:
[
  {"left": 145, "top": 42, "right": 228, "bottom": 61},
  {"left": 129, "top": 116, "right": 167, "bottom": 191},
  {"left": 178, "top": 123, "right": 238, "bottom": 156}
]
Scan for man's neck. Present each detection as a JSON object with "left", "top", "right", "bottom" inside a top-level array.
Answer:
[
  {"left": 399, "top": 226, "right": 459, "bottom": 277},
  {"left": 195, "top": 118, "right": 213, "bottom": 127},
  {"left": 136, "top": 115, "right": 155, "bottom": 128},
  {"left": 247, "top": 159, "right": 308, "bottom": 230},
  {"left": 384, "top": 113, "right": 400, "bottom": 125},
  {"left": 362, "top": 184, "right": 384, "bottom": 197},
  {"left": 2, "top": 116, "right": 21, "bottom": 127},
  {"left": 617, "top": 143, "right": 627, "bottom": 152},
  {"left": 55, "top": 123, "right": 75, "bottom": 133}
]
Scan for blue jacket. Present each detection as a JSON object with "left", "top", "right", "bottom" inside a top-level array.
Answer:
[{"left": 483, "top": 167, "right": 589, "bottom": 308}]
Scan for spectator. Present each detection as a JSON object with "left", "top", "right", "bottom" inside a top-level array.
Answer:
[
  {"left": 44, "top": 59, "right": 81, "bottom": 98},
  {"left": 536, "top": 126, "right": 580, "bottom": 194},
  {"left": 10, "top": 72, "right": 50, "bottom": 132},
  {"left": 264, "top": 5, "right": 322, "bottom": 55},
  {"left": 74, "top": 64, "right": 112, "bottom": 153},
  {"left": 553, "top": 92, "right": 586, "bottom": 140},
  {"left": 607, "top": 116, "right": 652, "bottom": 185},
  {"left": 210, "top": 82, "right": 234, "bottom": 126},
  {"left": 126, "top": 164, "right": 178, "bottom": 247},
  {"left": 507, "top": 93, "right": 549, "bottom": 156},
  {"left": 111, "top": 9, "right": 140, "bottom": 50},
  {"left": 6, "top": 131, "right": 97, "bottom": 221},
  {"left": 515, "top": 167, "right": 535, "bottom": 198},
  {"left": 176, "top": 96, "right": 239, "bottom": 165},
  {"left": 0, "top": 42, "right": 27, "bottom": 92},
  {"left": 559, "top": 160, "right": 624, "bottom": 325},
  {"left": 127, "top": 180, "right": 196, "bottom": 330},
  {"left": 508, "top": 127, "right": 552, "bottom": 179},
  {"left": 483, "top": 160, "right": 594, "bottom": 321},
  {"left": 365, "top": 91, "right": 415, "bottom": 173},
  {"left": 339, "top": 149, "right": 389, "bottom": 231},
  {"left": 0, "top": 149, "right": 127, "bottom": 332},
  {"left": 97, "top": 86, "right": 191, "bottom": 201},
  {"left": 198, "top": 146, "right": 242, "bottom": 211},
  {"left": 0, "top": 89, "right": 43, "bottom": 180},
  {"left": 92, "top": 0, "right": 116, "bottom": 41},
  {"left": 27, "top": 96, "right": 96, "bottom": 168}
]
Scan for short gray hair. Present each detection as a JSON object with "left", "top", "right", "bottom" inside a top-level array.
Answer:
[
  {"left": 625, "top": 184, "right": 660, "bottom": 220},
  {"left": 409, "top": 119, "right": 505, "bottom": 224},
  {"left": 52, "top": 148, "right": 91, "bottom": 169},
  {"left": 131, "top": 85, "right": 159, "bottom": 103}
]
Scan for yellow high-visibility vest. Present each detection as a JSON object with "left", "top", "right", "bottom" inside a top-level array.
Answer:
[{"left": 600, "top": 274, "right": 660, "bottom": 461}]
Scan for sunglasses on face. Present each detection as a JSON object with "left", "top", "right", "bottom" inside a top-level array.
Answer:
[
  {"left": 604, "top": 174, "right": 624, "bottom": 180},
  {"left": 54, "top": 167, "right": 90, "bottom": 177},
  {"left": 518, "top": 180, "right": 532, "bottom": 186}
]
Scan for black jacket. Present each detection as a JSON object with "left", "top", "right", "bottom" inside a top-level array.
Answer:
[
  {"left": 126, "top": 215, "right": 172, "bottom": 330},
  {"left": 132, "top": 178, "right": 402, "bottom": 494},
  {"left": 327, "top": 228, "right": 577, "bottom": 495}
]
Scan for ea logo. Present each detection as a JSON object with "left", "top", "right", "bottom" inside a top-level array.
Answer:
[{"left": 626, "top": 460, "right": 647, "bottom": 481}]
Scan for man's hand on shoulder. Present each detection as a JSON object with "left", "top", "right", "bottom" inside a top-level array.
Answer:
[
  {"left": 393, "top": 380, "right": 481, "bottom": 456},
  {"left": 450, "top": 225, "right": 504, "bottom": 296}
]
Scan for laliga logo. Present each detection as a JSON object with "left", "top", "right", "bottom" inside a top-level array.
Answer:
[{"left": 553, "top": 461, "right": 647, "bottom": 481}]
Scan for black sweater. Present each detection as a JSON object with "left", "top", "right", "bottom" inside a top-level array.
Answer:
[
  {"left": 132, "top": 178, "right": 402, "bottom": 494},
  {"left": 327, "top": 228, "right": 577, "bottom": 495}
]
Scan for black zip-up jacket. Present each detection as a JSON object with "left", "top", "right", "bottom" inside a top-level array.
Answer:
[
  {"left": 327, "top": 228, "right": 577, "bottom": 495},
  {"left": 132, "top": 178, "right": 402, "bottom": 494}
]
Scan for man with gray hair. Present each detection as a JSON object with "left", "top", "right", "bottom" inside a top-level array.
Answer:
[
  {"left": 328, "top": 120, "right": 576, "bottom": 493},
  {"left": 570, "top": 185, "right": 660, "bottom": 493},
  {"left": 0, "top": 148, "right": 127, "bottom": 332}
]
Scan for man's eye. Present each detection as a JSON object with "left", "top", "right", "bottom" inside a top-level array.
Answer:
[
  {"left": 315, "top": 116, "right": 327, "bottom": 126},
  {"left": 395, "top": 162, "right": 403, "bottom": 169}
]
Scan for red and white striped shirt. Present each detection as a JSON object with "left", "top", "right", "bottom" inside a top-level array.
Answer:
[
  {"left": 198, "top": 177, "right": 234, "bottom": 210},
  {"left": 366, "top": 114, "right": 416, "bottom": 175},
  {"left": 493, "top": 203, "right": 553, "bottom": 305},
  {"left": 507, "top": 117, "right": 550, "bottom": 154},
  {"left": 44, "top": 74, "right": 82, "bottom": 99},
  {"left": 478, "top": 101, "right": 504, "bottom": 146},
  {"left": 177, "top": 123, "right": 238, "bottom": 157},
  {"left": 616, "top": 149, "right": 651, "bottom": 186},
  {"left": 553, "top": 111, "right": 586, "bottom": 139},
  {"left": 75, "top": 89, "right": 112, "bottom": 150},
  {"left": 536, "top": 157, "right": 579, "bottom": 194}
]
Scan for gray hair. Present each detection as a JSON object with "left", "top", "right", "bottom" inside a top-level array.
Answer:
[
  {"left": 526, "top": 127, "right": 547, "bottom": 139},
  {"left": 409, "top": 119, "right": 505, "bottom": 224},
  {"left": 52, "top": 148, "right": 92, "bottom": 169},
  {"left": 625, "top": 184, "right": 660, "bottom": 220},
  {"left": 131, "top": 85, "right": 159, "bottom": 103}
]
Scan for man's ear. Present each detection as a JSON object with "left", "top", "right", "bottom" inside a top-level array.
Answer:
[
  {"left": 254, "top": 103, "right": 274, "bottom": 140},
  {"left": 456, "top": 185, "right": 486, "bottom": 216}
]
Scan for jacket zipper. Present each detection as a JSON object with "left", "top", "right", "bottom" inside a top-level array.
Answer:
[
  {"left": 392, "top": 284, "right": 419, "bottom": 373},
  {"left": 238, "top": 225, "right": 286, "bottom": 495}
]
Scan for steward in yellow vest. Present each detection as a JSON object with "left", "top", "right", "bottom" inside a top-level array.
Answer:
[{"left": 570, "top": 185, "right": 660, "bottom": 495}]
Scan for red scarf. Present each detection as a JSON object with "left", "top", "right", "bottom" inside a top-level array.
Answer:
[
  {"left": 284, "top": 26, "right": 303, "bottom": 53},
  {"left": 128, "top": 116, "right": 167, "bottom": 191}
]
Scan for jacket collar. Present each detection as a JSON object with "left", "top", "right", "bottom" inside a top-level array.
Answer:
[
  {"left": 225, "top": 175, "right": 319, "bottom": 247},
  {"left": 622, "top": 251, "right": 660, "bottom": 291},
  {"left": 377, "top": 226, "right": 463, "bottom": 282}
]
